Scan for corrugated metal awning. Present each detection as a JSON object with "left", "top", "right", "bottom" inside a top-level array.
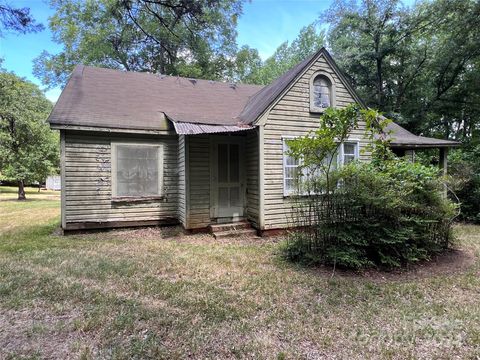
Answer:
[{"left": 173, "top": 121, "right": 255, "bottom": 135}]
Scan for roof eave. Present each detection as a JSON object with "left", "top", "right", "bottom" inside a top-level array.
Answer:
[{"left": 390, "top": 141, "right": 461, "bottom": 149}]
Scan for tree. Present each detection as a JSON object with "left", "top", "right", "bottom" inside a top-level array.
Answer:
[
  {"left": 243, "top": 23, "right": 326, "bottom": 85},
  {"left": 0, "top": 72, "right": 57, "bottom": 200},
  {"left": 322, "top": 0, "right": 480, "bottom": 138},
  {"left": 320, "top": 0, "right": 480, "bottom": 222},
  {"left": 283, "top": 106, "right": 456, "bottom": 269},
  {"left": 230, "top": 45, "right": 263, "bottom": 83},
  {"left": 34, "top": 0, "right": 243, "bottom": 88},
  {"left": 0, "top": 1, "right": 43, "bottom": 35}
]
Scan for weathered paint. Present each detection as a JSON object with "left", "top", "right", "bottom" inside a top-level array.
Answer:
[
  {"left": 63, "top": 131, "right": 179, "bottom": 230},
  {"left": 261, "top": 53, "right": 371, "bottom": 230}
]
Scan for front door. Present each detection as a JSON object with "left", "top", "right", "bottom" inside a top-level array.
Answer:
[{"left": 211, "top": 138, "right": 245, "bottom": 219}]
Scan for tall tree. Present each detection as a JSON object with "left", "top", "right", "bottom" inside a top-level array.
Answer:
[
  {"left": 243, "top": 23, "right": 326, "bottom": 85},
  {"left": 0, "top": 1, "right": 43, "bottom": 35},
  {"left": 322, "top": 0, "right": 480, "bottom": 138},
  {"left": 34, "top": 0, "right": 243, "bottom": 88},
  {"left": 230, "top": 45, "right": 263, "bottom": 83},
  {"left": 0, "top": 72, "right": 57, "bottom": 200}
]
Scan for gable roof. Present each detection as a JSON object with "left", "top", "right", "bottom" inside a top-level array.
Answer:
[
  {"left": 48, "top": 48, "right": 460, "bottom": 148},
  {"left": 48, "top": 47, "right": 366, "bottom": 131},
  {"left": 48, "top": 65, "right": 263, "bottom": 130},
  {"left": 238, "top": 47, "right": 366, "bottom": 123}
]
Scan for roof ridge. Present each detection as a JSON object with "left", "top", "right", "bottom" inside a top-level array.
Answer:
[{"left": 80, "top": 64, "right": 264, "bottom": 89}]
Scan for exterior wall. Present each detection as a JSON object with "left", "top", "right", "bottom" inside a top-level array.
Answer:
[
  {"left": 177, "top": 135, "right": 187, "bottom": 227},
  {"left": 246, "top": 129, "right": 260, "bottom": 228},
  {"left": 185, "top": 131, "right": 260, "bottom": 229},
  {"left": 46, "top": 175, "right": 61, "bottom": 190},
  {"left": 186, "top": 134, "right": 211, "bottom": 229},
  {"left": 63, "top": 130, "right": 179, "bottom": 230},
  {"left": 262, "top": 54, "right": 371, "bottom": 230}
]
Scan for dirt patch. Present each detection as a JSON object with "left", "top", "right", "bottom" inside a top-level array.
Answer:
[
  {"left": 306, "top": 248, "right": 478, "bottom": 282},
  {"left": 65, "top": 225, "right": 281, "bottom": 247}
]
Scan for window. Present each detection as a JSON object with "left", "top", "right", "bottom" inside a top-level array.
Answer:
[
  {"left": 282, "top": 139, "right": 359, "bottom": 196},
  {"left": 283, "top": 139, "right": 301, "bottom": 195},
  {"left": 313, "top": 76, "right": 331, "bottom": 108},
  {"left": 310, "top": 73, "right": 335, "bottom": 113},
  {"left": 112, "top": 143, "right": 164, "bottom": 198},
  {"left": 339, "top": 142, "right": 359, "bottom": 165}
]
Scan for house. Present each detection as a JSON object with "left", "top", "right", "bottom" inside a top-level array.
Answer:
[
  {"left": 48, "top": 48, "right": 459, "bottom": 235},
  {"left": 46, "top": 175, "right": 61, "bottom": 191}
]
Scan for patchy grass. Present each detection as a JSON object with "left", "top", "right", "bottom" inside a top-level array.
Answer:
[{"left": 1, "top": 186, "right": 480, "bottom": 359}]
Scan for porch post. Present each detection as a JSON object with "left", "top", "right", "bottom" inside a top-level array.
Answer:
[
  {"left": 439, "top": 147, "right": 448, "bottom": 197},
  {"left": 404, "top": 149, "right": 415, "bottom": 162},
  {"left": 439, "top": 147, "right": 448, "bottom": 176}
]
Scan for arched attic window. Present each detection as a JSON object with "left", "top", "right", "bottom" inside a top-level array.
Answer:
[{"left": 310, "top": 73, "right": 335, "bottom": 112}]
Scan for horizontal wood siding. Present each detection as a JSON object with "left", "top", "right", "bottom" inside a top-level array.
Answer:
[
  {"left": 63, "top": 131, "right": 179, "bottom": 228},
  {"left": 186, "top": 135, "right": 210, "bottom": 229},
  {"left": 246, "top": 129, "right": 259, "bottom": 228},
  {"left": 177, "top": 135, "right": 187, "bottom": 227},
  {"left": 263, "top": 54, "right": 371, "bottom": 230}
]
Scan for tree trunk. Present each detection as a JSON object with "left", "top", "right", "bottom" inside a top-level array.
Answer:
[
  {"left": 376, "top": 56, "right": 383, "bottom": 108},
  {"left": 18, "top": 180, "right": 26, "bottom": 200}
]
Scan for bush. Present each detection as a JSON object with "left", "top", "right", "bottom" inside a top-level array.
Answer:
[
  {"left": 448, "top": 145, "right": 480, "bottom": 223},
  {"left": 282, "top": 158, "right": 457, "bottom": 270}
]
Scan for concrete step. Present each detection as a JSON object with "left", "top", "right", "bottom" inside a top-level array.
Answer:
[
  {"left": 209, "top": 221, "right": 251, "bottom": 233},
  {"left": 213, "top": 228, "right": 258, "bottom": 239}
]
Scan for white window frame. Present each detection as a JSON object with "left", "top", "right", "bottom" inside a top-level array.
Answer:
[
  {"left": 338, "top": 141, "right": 360, "bottom": 166},
  {"left": 282, "top": 136, "right": 300, "bottom": 196},
  {"left": 111, "top": 142, "right": 164, "bottom": 199},
  {"left": 282, "top": 137, "right": 360, "bottom": 196}
]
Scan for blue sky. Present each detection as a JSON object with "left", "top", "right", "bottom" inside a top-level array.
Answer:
[
  {"left": 0, "top": 0, "right": 332, "bottom": 102},
  {"left": 0, "top": 0, "right": 372, "bottom": 101}
]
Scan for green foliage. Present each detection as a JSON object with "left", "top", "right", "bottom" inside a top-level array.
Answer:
[
  {"left": 287, "top": 105, "right": 359, "bottom": 175},
  {"left": 283, "top": 106, "right": 456, "bottom": 270},
  {"left": 448, "top": 145, "right": 480, "bottom": 223},
  {"left": 0, "top": 1, "right": 44, "bottom": 35},
  {"left": 323, "top": 0, "right": 480, "bottom": 139},
  {"left": 237, "top": 23, "right": 326, "bottom": 85},
  {"left": 319, "top": 0, "right": 479, "bottom": 225},
  {"left": 34, "top": 0, "right": 244, "bottom": 88},
  {"left": 0, "top": 72, "right": 58, "bottom": 193},
  {"left": 283, "top": 160, "right": 457, "bottom": 270}
]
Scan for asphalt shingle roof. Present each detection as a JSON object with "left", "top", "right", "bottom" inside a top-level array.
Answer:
[
  {"left": 48, "top": 65, "right": 263, "bottom": 130},
  {"left": 48, "top": 48, "right": 459, "bottom": 148}
]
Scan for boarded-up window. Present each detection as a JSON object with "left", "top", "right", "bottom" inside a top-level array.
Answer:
[
  {"left": 112, "top": 144, "right": 163, "bottom": 197},
  {"left": 313, "top": 76, "right": 331, "bottom": 109}
]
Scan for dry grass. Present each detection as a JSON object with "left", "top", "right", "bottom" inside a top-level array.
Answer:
[{"left": 1, "top": 186, "right": 480, "bottom": 359}]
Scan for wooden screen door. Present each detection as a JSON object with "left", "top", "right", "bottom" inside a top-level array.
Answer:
[{"left": 212, "top": 138, "right": 245, "bottom": 218}]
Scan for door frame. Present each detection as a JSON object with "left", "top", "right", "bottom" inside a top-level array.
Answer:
[{"left": 209, "top": 136, "right": 246, "bottom": 220}]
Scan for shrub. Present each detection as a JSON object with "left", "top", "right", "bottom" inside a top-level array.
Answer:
[
  {"left": 448, "top": 145, "right": 480, "bottom": 223},
  {"left": 283, "top": 158, "right": 457, "bottom": 270}
]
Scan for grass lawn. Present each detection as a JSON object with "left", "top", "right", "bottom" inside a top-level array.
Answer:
[{"left": 1, "top": 186, "right": 480, "bottom": 359}]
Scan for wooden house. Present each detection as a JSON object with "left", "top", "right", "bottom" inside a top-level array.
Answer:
[{"left": 49, "top": 48, "right": 458, "bottom": 235}]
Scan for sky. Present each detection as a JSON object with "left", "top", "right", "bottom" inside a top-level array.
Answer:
[
  {"left": 0, "top": 0, "right": 331, "bottom": 101},
  {"left": 0, "top": 0, "right": 333, "bottom": 102}
]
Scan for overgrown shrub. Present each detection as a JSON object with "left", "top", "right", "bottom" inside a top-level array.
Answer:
[
  {"left": 448, "top": 145, "right": 480, "bottom": 223},
  {"left": 282, "top": 158, "right": 457, "bottom": 270}
]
